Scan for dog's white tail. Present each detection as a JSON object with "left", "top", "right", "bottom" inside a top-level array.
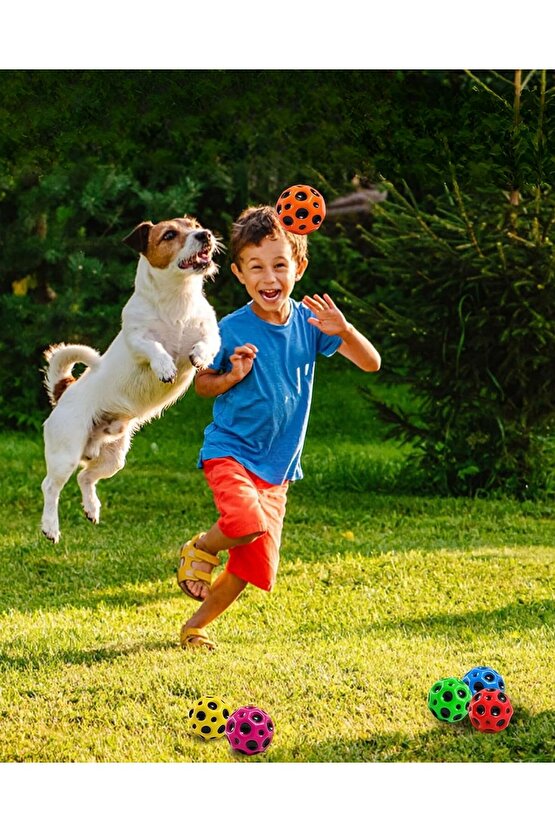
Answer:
[{"left": 44, "top": 343, "right": 101, "bottom": 406}]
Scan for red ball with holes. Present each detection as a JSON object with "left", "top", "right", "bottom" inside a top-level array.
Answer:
[
  {"left": 275, "top": 184, "right": 326, "bottom": 235},
  {"left": 468, "top": 688, "right": 514, "bottom": 733}
]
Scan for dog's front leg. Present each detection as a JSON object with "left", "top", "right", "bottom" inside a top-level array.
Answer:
[
  {"left": 189, "top": 319, "right": 221, "bottom": 370},
  {"left": 125, "top": 327, "right": 177, "bottom": 383}
]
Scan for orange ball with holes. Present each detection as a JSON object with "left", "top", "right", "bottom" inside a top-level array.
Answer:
[{"left": 275, "top": 184, "right": 326, "bottom": 235}]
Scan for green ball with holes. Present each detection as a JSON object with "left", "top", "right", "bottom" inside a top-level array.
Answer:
[{"left": 428, "top": 677, "right": 471, "bottom": 723}]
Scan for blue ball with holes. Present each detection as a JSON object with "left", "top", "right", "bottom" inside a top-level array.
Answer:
[{"left": 462, "top": 666, "right": 505, "bottom": 695}]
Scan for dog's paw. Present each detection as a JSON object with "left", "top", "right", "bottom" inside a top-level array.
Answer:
[
  {"left": 82, "top": 499, "right": 100, "bottom": 523},
  {"left": 152, "top": 355, "right": 177, "bottom": 384},
  {"left": 84, "top": 508, "right": 100, "bottom": 525},
  {"left": 77, "top": 470, "right": 101, "bottom": 524},
  {"left": 190, "top": 342, "right": 216, "bottom": 370},
  {"left": 41, "top": 525, "right": 60, "bottom": 544}
]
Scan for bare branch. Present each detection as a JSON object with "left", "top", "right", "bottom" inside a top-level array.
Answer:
[{"left": 464, "top": 70, "right": 511, "bottom": 108}]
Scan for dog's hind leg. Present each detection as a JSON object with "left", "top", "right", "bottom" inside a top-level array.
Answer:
[
  {"left": 41, "top": 413, "right": 88, "bottom": 543},
  {"left": 77, "top": 431, "right": 131, "bottom": 525},
  {"left": 41, "top": 452, "right": 82, "bottom": 543}
]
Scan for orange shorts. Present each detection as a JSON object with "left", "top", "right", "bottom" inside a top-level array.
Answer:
[{"left": 202, "top": 457, "right": 288, "bottom": 591}]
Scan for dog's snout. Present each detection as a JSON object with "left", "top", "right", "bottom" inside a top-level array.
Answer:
[{"left": 195, "top": 230, "right": 211, "bottom": 244}]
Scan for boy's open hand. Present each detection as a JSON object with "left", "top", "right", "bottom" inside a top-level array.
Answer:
[
  {"left": 303, "top": 293, "right": 349, "bottom": 337},
  {"left": 229, "top": 343, "right": 258, "bottom": 381}
]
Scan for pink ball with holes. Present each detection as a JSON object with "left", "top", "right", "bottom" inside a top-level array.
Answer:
[{"left": 225, "top": 705, "right": 275, "bottom": 755}]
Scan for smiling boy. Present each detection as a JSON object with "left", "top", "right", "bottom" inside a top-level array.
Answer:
[{"left": 176, "top": 204, "right": 381, "bottom": 649}]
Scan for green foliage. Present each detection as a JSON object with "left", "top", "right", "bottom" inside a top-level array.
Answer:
[
  {"left": 335, "top": 72, "right": 555, "bottom": 496},
  {"left": 3, "top": 68, "right": 555, "bottom": 500},
  {"left": 0, "top": 69, "right": 469, "bottom": 429}
]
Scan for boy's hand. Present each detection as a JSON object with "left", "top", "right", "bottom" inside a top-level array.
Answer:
[
  {"left": 228, "top": 343, "right": 258, "bottom": 382},
  {"left": 304, "top": 293, "right": 381, "bottom": 372},
  {"left": 303, "top": 293, "right": 350, "bottom": 337}
]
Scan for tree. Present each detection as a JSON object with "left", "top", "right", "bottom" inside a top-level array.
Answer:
[{"left": 339, "top": 71, "right": 555, "bottom": 496}]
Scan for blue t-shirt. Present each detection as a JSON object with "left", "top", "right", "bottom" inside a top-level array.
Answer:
[{"left": 197, "top": 298, "right": 342, "bottom": 484}]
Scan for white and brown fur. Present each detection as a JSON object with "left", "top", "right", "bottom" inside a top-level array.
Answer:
[{"left": 41, "top": 215, "right": 221, "bottom": 543}]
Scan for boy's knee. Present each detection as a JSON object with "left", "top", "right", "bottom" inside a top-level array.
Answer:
[{"left": 232, "top": 529, "right": 265, "bottom": 547}]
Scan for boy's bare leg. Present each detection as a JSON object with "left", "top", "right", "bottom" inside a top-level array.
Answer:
[
  {"left": 183, "top": 569, "right": 247, "bottom": 645},
  {"left": 180, "top": 523, "right": 262, "bottom": 600}
]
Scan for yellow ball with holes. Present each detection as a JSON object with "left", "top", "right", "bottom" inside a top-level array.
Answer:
[{"left": 188, "top": 696, "right": 231, "bottom": 740}]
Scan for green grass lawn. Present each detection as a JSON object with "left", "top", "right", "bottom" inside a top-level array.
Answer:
[{"left": 0, "top": 361, "right": 553, "bottom": 762}]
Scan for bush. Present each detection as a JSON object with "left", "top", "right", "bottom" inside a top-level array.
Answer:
[{"left": 334, "top": 72, "right": 555, "bottom": 496}]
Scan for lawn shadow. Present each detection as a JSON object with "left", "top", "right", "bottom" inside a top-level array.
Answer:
[
  {"left": 271, "top": 708, "right": 555, "bottom": 763},
  {"left": 288, "top": 490, "right": 555, "bottom": 555},
  {"left": 0, "top": 636, "right": 177, "bottom": 672},
  {"left": 375, "top": 599, "right": 554, "bottom": 635},
  {"left": 0, "top": 537, "right": 189, "bottom": 615}
]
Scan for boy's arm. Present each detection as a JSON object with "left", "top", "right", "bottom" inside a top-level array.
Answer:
[
  {"left": 303, "top": 293, "right": 381, "bottom": 372},
  {"left": 194, "top": 343, "right": 258, "bottom": 397},
  {"left": 337, "top": 324, "right": 381, "bottom": 372}
]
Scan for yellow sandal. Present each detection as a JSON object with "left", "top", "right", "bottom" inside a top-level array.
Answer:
[
  {"left": 180, "top": 626, "right": 216, "bottom": 650},
  {"left": 177, "top": 533, "right": 219, "bottom": 601}
]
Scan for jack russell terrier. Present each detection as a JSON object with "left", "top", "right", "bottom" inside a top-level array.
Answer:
[{"left": 41, "top": 215, "right": 221, "bottom": 543}]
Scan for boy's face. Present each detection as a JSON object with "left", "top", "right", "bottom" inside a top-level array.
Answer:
[{"left": 231, "top": 235, "right": 308, "bottom": 324}]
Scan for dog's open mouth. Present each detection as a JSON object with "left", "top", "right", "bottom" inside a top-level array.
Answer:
[{"left": 178, "top": 245, "right": 213, "bottom": 271}]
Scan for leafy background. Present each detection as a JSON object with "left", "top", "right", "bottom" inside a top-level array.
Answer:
[{"left": 1, "top": 69, "right": 554, "bottom": 495}]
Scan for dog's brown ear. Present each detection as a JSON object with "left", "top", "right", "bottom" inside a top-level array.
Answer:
[{"left": 123, "top": 221, "right": 153, "bottom": 253}]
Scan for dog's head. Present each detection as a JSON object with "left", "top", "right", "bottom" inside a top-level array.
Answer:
[{"left": 123, "top": 215, "right": 220, "bottom": 279}]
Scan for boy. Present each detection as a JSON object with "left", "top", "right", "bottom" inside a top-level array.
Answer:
[{"left": 177, "top": 205, "right": 381, "bottom": 649}]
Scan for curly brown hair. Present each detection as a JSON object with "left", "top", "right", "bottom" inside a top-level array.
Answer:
[{"left": 230, "top": 205, "right": 308, "bottom": 267}]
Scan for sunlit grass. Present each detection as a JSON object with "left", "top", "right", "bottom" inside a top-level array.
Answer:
[{"left": 0, "top": 363, "right": 553, "bottom": 761}]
